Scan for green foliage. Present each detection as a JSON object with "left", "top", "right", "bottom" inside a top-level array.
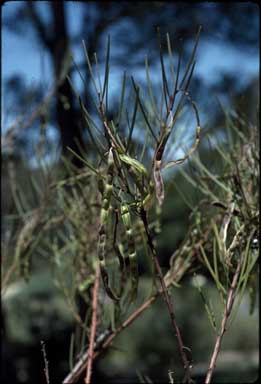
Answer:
[
  {"left": 2, "top": 28, "right": 259, "bottom": 384},
  {"left": 64, "top": 28, "right": 202, "bottom": 308},
  {"left": 177, "top": 115, "right": 259, "bottom": 323}
]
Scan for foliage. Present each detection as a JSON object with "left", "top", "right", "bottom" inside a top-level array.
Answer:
[{"left": 2, "top": 28, "right": 259, "bottom": 384}]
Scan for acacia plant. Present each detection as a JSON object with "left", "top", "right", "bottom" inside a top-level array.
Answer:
[
  {"left": 2, "top": 26, "right": 259, "bottom": 384},
  {"left": 62, "top": 26, "right": 201, "bottom": 383}
]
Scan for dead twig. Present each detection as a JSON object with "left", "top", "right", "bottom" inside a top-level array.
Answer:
[
  {"left": 1, "top": 261, "right": 17, "bottom": 296},
  {"left": 205, "top": 257, "right": 243, "bottom": 384},
  {"left": 41, "top": 340, "right": 50, "bottom": 384},
  {"left": 85, "top": 265, "right": 100, "bottom": 384},
  {"left": 139, "top": 207, "right": 193, "bottom": 383}
]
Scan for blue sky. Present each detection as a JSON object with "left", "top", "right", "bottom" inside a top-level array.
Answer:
[{"left": 2, "top": 2, "right": 259, "bottom": 133}]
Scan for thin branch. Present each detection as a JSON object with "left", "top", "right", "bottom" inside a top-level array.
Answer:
[
  {"left": 85, "top": 265, "right": 100, "bottom": 384},
  {"left": 1, "top": 261, "right": 17, "bottom": 296},
  {"left": 205, "top": 257, "right": 243, "bottom": 384},
  {"left": 139, "top": 207, "right": 193, "bottom": 383},
  {"left": 41, "top": 340, "right": 50, "bottom": 384}
]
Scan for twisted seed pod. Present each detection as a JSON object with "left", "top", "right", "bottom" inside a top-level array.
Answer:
[
  {"left": 153, "top": 88, "right": 201, "bottom": 206},
  {"left": 121, "top": 202, "right": 139, "bottom": 301},
  {"left": 98, "top": 148, "right": 119, "bottom": 301}
]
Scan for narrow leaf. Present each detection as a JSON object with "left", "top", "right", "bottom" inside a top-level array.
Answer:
[
  {"left": 117, "top": 70, "right": 127, "bottom": 126},
  {"left": 179, "top": 25, "right": 202, "bottom": 89},
  {"left": 166, "top": 33, "right": 175, "bottom": 85},
  {"left": 145, "top": 56, "right": 159, "bottom": 120},
  {"left": 157, "top": 26, "right": 169, "bottom": 109},
  {"left": 82, "top": 40, "right": 99, "bottom": 95},
  {"left": 66, "top": 147, "right": 100, "bottom": 175},
  {"left": 126, "top": 86, "right": 139, "bottom": 152},
  {"left": 131, "top": 76, "right": 157, "bottom": 142},
  {"left": 102, "top": 34, "right": 111, "bottom": 102}
]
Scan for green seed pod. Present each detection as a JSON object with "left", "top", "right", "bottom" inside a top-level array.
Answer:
[
  {"left": 97, "top": 147, "right": 120, "bottom": 302},
  {"left": 121, "top": 203, "right": 131, "bottom": 229},
  {"left": 120, "top": 203, "right": 138, "bottom": 301},
  {"left": 119, "top": 154, "right": 148, "bottom": 177}
]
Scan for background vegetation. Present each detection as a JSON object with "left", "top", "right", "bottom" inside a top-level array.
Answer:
[{"left": 2, "top": 2, "right": 259, "bottom": 384}]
